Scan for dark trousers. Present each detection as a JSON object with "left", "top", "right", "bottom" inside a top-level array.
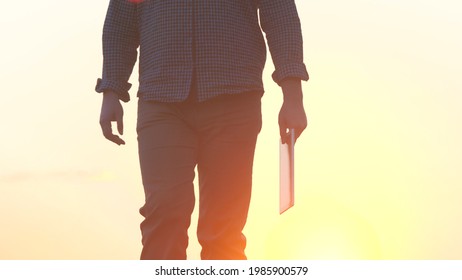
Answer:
[{"left": 136, "top": 92, "right": 262, "bottom": 259}]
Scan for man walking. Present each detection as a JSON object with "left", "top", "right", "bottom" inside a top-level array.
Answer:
[{"left": 96, "top": 0, "right": 308, "bottom": 259}]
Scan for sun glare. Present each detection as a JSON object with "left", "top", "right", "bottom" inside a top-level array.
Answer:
[{"left": 263, "top": 195, "right": 381, "bottom": 259}]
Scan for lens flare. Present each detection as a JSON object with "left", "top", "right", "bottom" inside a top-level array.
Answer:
[{"left": 263, "top": 194, "right": 382, "bottom": 259}]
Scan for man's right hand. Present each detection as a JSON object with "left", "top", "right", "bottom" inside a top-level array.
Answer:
[{"left": 99, "top": 91, "right": 125, "bottom": 145}]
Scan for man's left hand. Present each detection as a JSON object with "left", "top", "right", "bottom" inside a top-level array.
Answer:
[{"left": 279, "top": 78, "right": 308, "bottom": 143}]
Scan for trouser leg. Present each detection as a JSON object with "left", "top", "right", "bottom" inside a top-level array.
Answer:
[
  {"left": 137, "top": 100, "right": 197, "bottom": 260},
  {"left": 196, "top": 93, "right": 262, "bottom": 260}
]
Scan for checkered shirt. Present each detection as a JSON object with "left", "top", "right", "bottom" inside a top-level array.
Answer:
[{"left": 96, "top": 0, "right": 309, "bottom": 102}]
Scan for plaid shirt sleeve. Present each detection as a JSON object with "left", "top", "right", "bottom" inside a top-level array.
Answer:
[
  {"left": 95, "top": 0, "right": 140, "bottom": 102},
  {"left": 259, "top": 0, "right": 309, "bottom": 85}
]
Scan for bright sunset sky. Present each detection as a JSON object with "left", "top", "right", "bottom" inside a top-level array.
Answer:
[{"left": 1, "top": 0, "right": 461, "bottom": 259}]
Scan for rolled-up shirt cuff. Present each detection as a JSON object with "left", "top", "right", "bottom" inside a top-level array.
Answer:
[
  {"left": 272, "top": 63, "right": 309, "bottom": 86},
  {"left": 95, "top": 78, "right": 131, "bottom": 102}
]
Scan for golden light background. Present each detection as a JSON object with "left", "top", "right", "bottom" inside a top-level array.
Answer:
[{"left": 1, "top": 0, "right": 461, "bottom": 259}]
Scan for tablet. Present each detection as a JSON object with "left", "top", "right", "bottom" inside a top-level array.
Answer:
[{"left": 279, "top": 128, "right": 295, "bottom": 214}]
